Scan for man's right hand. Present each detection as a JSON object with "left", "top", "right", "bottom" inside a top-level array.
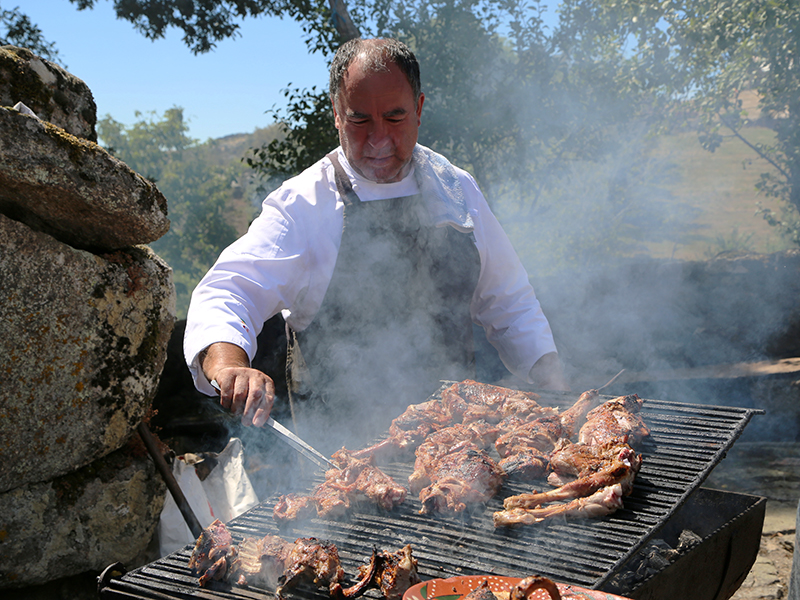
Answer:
[{"left": 200, "top": 342, "right": 275, "bottom": 427}]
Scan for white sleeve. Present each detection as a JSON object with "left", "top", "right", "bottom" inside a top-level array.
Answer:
[
  {"left": 464, "top": 174, "right": 558, "bottom": 383},
  {"left": 183, "top": 165, "right": 339, "bottom": 395}
]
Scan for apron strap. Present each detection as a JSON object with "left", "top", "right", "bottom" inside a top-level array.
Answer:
[{"left": 327, "top": 151, "right": 361, "bottom": 206}]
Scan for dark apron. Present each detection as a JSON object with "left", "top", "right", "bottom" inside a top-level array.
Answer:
[{"left": 286, "top": 152, "right": 481, "bottom": 452}]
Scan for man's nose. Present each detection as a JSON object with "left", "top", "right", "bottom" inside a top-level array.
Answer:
[{"left": 367, "top": 122, "right": 391, "bottom": 149}]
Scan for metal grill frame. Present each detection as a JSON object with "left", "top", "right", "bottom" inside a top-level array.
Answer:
[{"left": 100, "top": 390, "right": 762, "bottom": 599}]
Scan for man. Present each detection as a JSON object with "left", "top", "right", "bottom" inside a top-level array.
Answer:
[{"left": 184, "top": 38, "right": 567, "bottom": 452}]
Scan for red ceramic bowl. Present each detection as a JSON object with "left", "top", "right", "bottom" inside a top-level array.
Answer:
[{"left": 403, "top": 575, "right": 633, "bottom": 600}]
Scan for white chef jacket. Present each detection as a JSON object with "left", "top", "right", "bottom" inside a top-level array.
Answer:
[{"left": 184, "top": 145, "right": 557, "bottom": 396}]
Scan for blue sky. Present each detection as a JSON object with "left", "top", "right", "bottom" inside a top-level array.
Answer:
[{"left": 18, "top": 1, "right": 332, "bottom": 141}]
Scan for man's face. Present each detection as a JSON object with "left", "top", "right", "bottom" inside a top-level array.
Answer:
[{"left": 333, "top": 57, "right": 424, "bottom": 183}]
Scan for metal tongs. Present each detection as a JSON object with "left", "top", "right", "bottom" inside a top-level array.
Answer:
[{"left": 210, "top": 380, "right": 338, "bottom": 471}]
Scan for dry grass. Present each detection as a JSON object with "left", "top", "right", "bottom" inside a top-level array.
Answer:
[{"left": 645, "top": 126, "right": 791, "bottom": 260}]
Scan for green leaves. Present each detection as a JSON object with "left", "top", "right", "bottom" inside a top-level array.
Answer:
[{"left": 98, "top": 108, "right": 255, "bottom": 316}]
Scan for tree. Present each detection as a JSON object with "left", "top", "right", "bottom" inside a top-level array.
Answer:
[
  {"left": 555, "top": 0, "right": 800, "bottom": 245},
  {"left": 69, "top": 0, "right": 359, "bottom": 54},
  {"left": 0, "top": 5, "right": 61, "bottom": 63},
  {"left": 99, "top": 108, "right": 254, "bottom": 316}
]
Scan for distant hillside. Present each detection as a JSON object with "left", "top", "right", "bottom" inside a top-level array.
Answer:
[{"left": 649, "top": 125, "right": 789, "bottom": 260}]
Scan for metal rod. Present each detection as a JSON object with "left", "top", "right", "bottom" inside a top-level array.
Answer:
[{"left": 137, "top": 422, "right": 203, "bottom": 539}]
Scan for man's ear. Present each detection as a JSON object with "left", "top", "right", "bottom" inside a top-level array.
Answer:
[
  {"left": 332, "top": 98, "right": 341, "bottom": 130},
  {"left": 416, "top": 92, "right": 425, "bottom": 125}
]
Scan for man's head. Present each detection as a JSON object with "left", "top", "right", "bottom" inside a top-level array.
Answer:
[{"left": 329, "top": 38, "right": 425, "bottom": 183}]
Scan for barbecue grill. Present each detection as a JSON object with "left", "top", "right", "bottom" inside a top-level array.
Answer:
[{"left": 98, "top": 388, "right": 764, "bottom": 600}]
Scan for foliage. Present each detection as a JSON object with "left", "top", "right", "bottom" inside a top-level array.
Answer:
[
  {"left": 98, "top": 108, "right": 259, "bottom": 316},
  {"left": 703, "top": 227, "right": 755, "bottom": 259},
  {"left": 0, "top": 4, "right": 61, "bottom": 63},
  {"left": 556, "top": 0, "right": 800, "bottom": 247},
  {"left": 245, "top": 85, "right": 337, "bottom": 179},
  {"left": 69, "top": 0, "right": 343, "bottom": 55}
]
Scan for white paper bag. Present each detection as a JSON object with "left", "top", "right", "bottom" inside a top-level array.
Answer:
[{"left": 158, "top": 437, "right": 259, "bottom": 556}]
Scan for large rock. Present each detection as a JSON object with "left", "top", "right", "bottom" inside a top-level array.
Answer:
[
  {"left": 0, "top": 107, "right": 169, "bottom": 251},
  {"left": 0, "top": 438, "right": 166, "bottom": 588},
  {"left": 0, "top": 45, "right": 97, "bottom": 141},
  {"left": 0, "top": 214, "right": 176, "bottom": 493}
]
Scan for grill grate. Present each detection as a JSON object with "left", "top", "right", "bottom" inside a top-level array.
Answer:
[{"left": 100, "top": 391, "right": 761, "bottom": 599}]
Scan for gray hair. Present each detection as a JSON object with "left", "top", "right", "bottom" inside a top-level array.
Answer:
[{"left": 329, "top": 38, "right": 422, "bottom": 106}]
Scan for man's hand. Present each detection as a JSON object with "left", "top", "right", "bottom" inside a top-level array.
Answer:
[
  {"left": 529, "top": 352, "right": 570, "bottom": 391},
  {"left": 200, "top": 342, "right": 275, "bottom": 427}
]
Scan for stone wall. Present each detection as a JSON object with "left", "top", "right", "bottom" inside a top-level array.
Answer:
[{"left": 0, "top": 45, "right": 175, "bottom": 589}]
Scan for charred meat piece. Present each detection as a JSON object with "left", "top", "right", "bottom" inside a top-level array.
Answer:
[
  {"left": 578, "top": 394, "right": 650, "bottom": 447},
  {"left": 495, "top": 415, "right": 564, "bottom": 458},
  {"left": 277, "top": 537, "right": 346, "bottom": 598},
  {"left": 188, "top": 519, "right": 239, "bottom": 587},
  {"left": 327, "top": 449, "right": 407, "bottom": 510},
  {"left": 503, "top": 444, "right": 641, "bottom": 509},
  {"left": 492, "top": 389, "right": 605, "bottom": 482},
  {"left": 493, "top": 483, "right": 626, "bottom": 527},
  {"left": 273, "top": 493, "right": 318, "bottom": 525},
  {"left": 352, "top": 398, "right": 454, "bottom": 460},
  {"left": 273, "top": 450, "right": 407, "bottom": 523},
  {"left": 548, "top": 440, "right": 631, "bottom": 484},
  {"left": 509, "top": 576, "right": 562, "bottom": 600},
  {"left": 441, "top": 379, "right": 547, "bottom": 424},
  {"left": 231, "top": 534, "right": 293, "bottom": 588},
  {"left": 419, "top": 448, "right": 506, "bottom": 514},
  {"left": 462, "top": 579, "right": 500, "bottom": 600},
  {"left": 558, "top": 388, "right": 604, "bottom": 438},
  {"left": 358, "top": 544, "right": 421, "bottom": 600},
  {"left": 498, "top": 447, "right": 549, "bottom": 480},
  {"left": 409, "top": 421, "right": 499, "bottom": 493}
]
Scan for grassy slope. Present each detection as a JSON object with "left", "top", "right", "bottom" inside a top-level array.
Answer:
[{"left": 647, "top": 126, "right": 790, "bottom": 260}]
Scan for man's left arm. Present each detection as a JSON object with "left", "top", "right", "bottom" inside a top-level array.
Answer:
[{"left": 460, "top": 173, "right": 569, "bottom": 391}]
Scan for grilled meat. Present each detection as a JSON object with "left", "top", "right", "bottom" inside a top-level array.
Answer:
[
  {"left": 273, "top": 493, "right": 318, "bottom": 525},
  {"left": 493, "top": 483, "right": 626, "bottom": 526},
  {"left": 558, "top": 388, "right": 604, "bottom": 438},
  {"left": 497, "top": 447, "right": 549, "bottom": 480},
  {"left": 418, "top": 448, "right": 506, "bottom": 514},
  {"left": 495, "top": 415, "right": 563, "bottom": 458},
  {"left": 462, "top": 579, "right": 501, "bottom": 600},
  {"left": 441, "top": 379, "right": 547, "bottom": 424},
  {"left": 503, "top": 444, "right": 641, "bottom": 509},
  {"left": 409, "top": 421, "right": 499, "bottom": 493},
  {"left": 578, "top": 394, "right": 650, "bottom": 447},
  {"left": 352, "top": 398, "right": 454, "bottom": 460},
  {"left": 231, "top": 534, "right": 293, "bottom": 588},
  {"left": 273, "top": 449, "right": 407, "bottom": 523},
  {"left": 510, "top": 576, "right": 562, "bottom": 600},
  {"left": 188, "top": 519, "right": 238, "bottom": 587},
  {"left": 277, "top": 537, "right": 345, "bottom": 598},
  {"left": 358, "top": 544, "right": 421, "bottom": 600},
  {"left": 492, "top": 390, "right": 603, "bottom": 482}
]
